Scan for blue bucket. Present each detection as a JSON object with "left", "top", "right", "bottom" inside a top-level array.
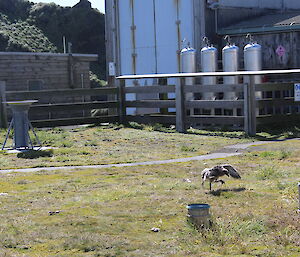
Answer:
[{"left": 187, "top": 204, "right": 211, "bottom": 228}]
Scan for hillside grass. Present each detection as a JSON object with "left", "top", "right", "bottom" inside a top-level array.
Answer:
[
  {"left": 0, "top": 124, "right": 254, "bottom": 170},
  {"left": 0, "top": 137, "right": 299, "bottom": 256},
  {"left": 0, "top": 13, "right": 57, "bottom": 52}
]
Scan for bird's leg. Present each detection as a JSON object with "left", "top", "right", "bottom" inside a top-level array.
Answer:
[
  {"left": 201, "top": 180, "right": 205, "bottom": 188},
  {"left": 209, "top": 182, "right": 212, "bottom": 191},
  {"left": 215, "top": 179, "right": 225, "bottom": 185}
]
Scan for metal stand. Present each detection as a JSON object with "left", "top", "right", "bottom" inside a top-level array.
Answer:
[{"left": 1, "top": 100, "right": 41, "bottom": 151}]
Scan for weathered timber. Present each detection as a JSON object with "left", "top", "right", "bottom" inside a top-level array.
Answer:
[
  {"left": 186, "top": 116, "right": 244, "bottom": 125},
  {"left": 118, "top": 80, "right": 126, "bottom": 124},
  {"left": 0, "top": 81, "right": 7, "bottom": 128},
  {"left": 124, "top": 85, "right": 175, "bottom": 94},
  {"left": 125, "top": 100, "right": 175, "bottom": 108},
  {"left": 257, "top": 98, "right": 299, "bottom": 108},
  {"left": 31, "top": 115, "right": 119, "bottom": 128},
  {"left": 255, "top": 83, "right": 294, "bottom": 91},
  {"left": 244, "top": 75, "right": 257, "bottom": 136},
  {"left": 176, "top": 78, "right": 186, "bottom": 132},
  {"left": 186, "top": 100, "right": 244, "bottom": 109},
  {"left": 184, "top": 84, "right": 245, "bottom": 93},
  {"left": 126, "top": 115, "right": 176, "bottom": 125},
  {"left": 243, "top": 83, "right": 249, "bottom": 135},
  {"left": 257, "top": 114, "right": 300, "bottom": 125},
  {"left": 6, "top": 87, "right": 118, "bottom": 99},
  {"left": 30, "top": 101, "right": 118, "bottom": 112}
]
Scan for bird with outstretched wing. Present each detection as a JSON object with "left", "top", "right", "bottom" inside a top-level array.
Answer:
[{"left": 201, "top": 164, "right": 241, "bottom": 191}]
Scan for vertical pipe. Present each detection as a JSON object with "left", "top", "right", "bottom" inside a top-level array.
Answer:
[
  {"left": 130, "top": 0, "right": 137, "bottom": 75},
  {"left": 63, "top": 36, "right": 66, "bottom": 54},
  {"left": 176, "top": 0, "right": 181, "bottom": 73},
  {"left": 153, "top": 0, "right": 158, "bottom": 74}
]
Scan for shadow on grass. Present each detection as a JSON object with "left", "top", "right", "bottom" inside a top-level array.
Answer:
[
  {"left": 208, "top": 187, "right": 246, "bottom": 196},
  {"left": 96, "top": 122, "right": 300, "bottom": 141},
  {"left": 17, "top": 150, "right": 53, "bottom": 159}
]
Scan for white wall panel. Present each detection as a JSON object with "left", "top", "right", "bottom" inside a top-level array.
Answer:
[{"left": 119, "top": 0, "right": 133, "bottom": 76}]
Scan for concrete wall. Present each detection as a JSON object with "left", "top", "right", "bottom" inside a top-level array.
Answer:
[
  {"left": 0, "top": 52, "right": 97, "bottom": 96},
  {"left": 0, "top": 52, "right": 98, "bottom": 119}
]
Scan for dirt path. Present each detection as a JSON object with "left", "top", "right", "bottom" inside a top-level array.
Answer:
[{"left": 0, "top": 138, "right": 299, "bottom": 174}]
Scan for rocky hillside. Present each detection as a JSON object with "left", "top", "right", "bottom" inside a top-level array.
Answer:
[{"left": 0, "top": 0, "right": 105, "bottom": 79}]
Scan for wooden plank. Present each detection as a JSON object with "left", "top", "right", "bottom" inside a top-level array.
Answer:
[
  {"left": 0, "top": 81, "right": 7, "bottom": 128},
  {"left": 244, "top": 75, "right": 257, "bottom": 136},
  {"left": 186, "top": 116, "right": 244, "bottom": 125},
  {"left": 257, "top": 114, "right": 300, "bottom": 125},
  {"left": 118, "top": 80, "right": 126, "bottom": 124},
  {"left": 0, "top": 53, "right": 98, "bottom": 62},
  {"left": 257, "top": 98, "right": 299, "bottom": 108},
  {"left": 186, "top": 100, "right": 244, "bottom": 109},
  {"left": 255, "top": 83, "right": 293, "bottom": 91},
  {"left": 124, "top": 85, "right": 175, "bottom": 94},
  {"left": 125, "top": 100, "right": 175, "bottom": 108},
  {"left": 176, "top": 78, "right": 186, "bottom": 132},
  {"left": 31, "top": 115, "right": 119, "bottom": 128},
  {"left": 243, "top": 83, "right": 249, "bottom": 135},
  {"left": 126, "top": 115, "right": 176, "bottom": 125},
  {"left": 6, "top": 87, "right": 118, "bottom": 99},
  {"left": 30, "top": 101, "right": 118, "bottom": 112},
  {"left": 184, "top": 84, "right": 245, "bottom": 93}
]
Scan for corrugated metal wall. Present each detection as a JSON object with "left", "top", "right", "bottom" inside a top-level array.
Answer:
[
  {"left": 116, "top": 0, "right": 196, "bottom": 114},
  {"left": 118, "top": 0, "right": 194, "bottom": 79}
]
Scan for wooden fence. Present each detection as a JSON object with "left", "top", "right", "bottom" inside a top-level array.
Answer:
[
  {"left": 118, "top": 70, "right": 300, "bottom": 135},
  {"left": 0, "top": 69, "right": 300, "bottom": 135},
  {"left": 0, "top": 85, "right": 119, "bottom": 128}
]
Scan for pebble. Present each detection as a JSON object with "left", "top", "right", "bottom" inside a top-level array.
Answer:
[{"left": 49, "top": 210, "right": 61, "bottom": 215}]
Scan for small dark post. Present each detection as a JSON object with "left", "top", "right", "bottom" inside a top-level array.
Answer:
[
  {"left": 118, "top": 79, "right": 126, "bottom": 125},
  {"left": 68, "top": 43, "right": 75, "bottom": 88},
  {"left": 176, "top": 77, "right": 186, "bottom": 133},
  {"left": 0, "top": 81, "right": 7, "bottom": 129}
]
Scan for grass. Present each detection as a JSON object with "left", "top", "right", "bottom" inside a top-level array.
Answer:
[
  {"left": 0, "top": 125, "right": 299, "bottom": 256},
  {"left": 0, "top": 124, "right": 254, "bottom": 170}
]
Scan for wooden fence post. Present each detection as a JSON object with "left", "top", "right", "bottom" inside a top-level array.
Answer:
[
  {"left": 118, "top": 79, "right": 126, "bottom": 125},
  {"left": 176, "top": 78, "right": 186, "bottom": 133},
  {"left": 244, "top": 75, "right": 256, "bottom": 136},
  {"left": 0, "top": 81, "right": 7, "bottom": 129},
  {"left": 243, "top": 82, "right": 249, "bottom": 135}
]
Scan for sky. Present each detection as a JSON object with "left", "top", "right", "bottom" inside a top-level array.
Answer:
[{"left": 30, "top": 0, "right": 105, "bottom": 13}]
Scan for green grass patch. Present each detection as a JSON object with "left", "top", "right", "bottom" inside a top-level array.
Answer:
[
  {"left": 0, "top": 145, "right": 298, "bottom": 256},
  {"left": 255, "top": 166, "right": 285, "bottom": 180},
  {"left": 0, "top": 125, "right": 253, "bottom": 170}
]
